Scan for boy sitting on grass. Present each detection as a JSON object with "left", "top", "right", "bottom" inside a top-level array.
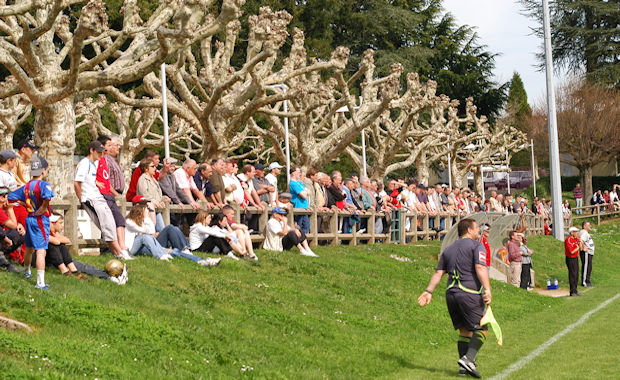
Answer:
[{"left": 263, "top": 207, "right": 318, "bottom": 257}]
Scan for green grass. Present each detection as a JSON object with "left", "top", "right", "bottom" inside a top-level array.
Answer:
[{"left": 1, "top": 220, "right": 620, "bottom": 379}]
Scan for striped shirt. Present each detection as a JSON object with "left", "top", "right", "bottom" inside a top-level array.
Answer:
[
  {"left": 573, "top": 186, "right": 583, "bottom": 199},
  {"left": 105, "top": 155, "right": 125, "bottom": 194}
]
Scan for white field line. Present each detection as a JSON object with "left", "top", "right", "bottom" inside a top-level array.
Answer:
[{"left": 490, "top": 293, "right": 620, "bottom": 380}]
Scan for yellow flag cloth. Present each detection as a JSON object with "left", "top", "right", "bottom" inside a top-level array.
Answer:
[{"left": 480, "top": 305, "right": 503, "bottom": 346}]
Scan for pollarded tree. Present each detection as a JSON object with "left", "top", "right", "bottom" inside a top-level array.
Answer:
[
  {"left": 107, "top": 7, "right": 349, "bottom": 161},
  {"left": 254, "top": 48, "right": 402, "bottom": 170},
  {"left": 345, "top": 75, "right": 453, "bottom": 180},
  {"left": 0, "top": 77, "right": 32, "bottom": 149},
  {"left": 0, "top": 0, "right": 244, "bottom": 196}
]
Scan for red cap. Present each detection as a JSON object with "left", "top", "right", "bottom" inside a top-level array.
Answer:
[{"left": 132, "top": 195, "right": 145, "bottom": 204}]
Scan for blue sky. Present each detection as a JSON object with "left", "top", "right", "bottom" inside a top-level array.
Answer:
[{"left": 443, "top": 0, "right": 553, "bottom": 106}]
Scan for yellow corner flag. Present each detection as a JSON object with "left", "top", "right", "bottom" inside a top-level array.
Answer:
[{"left": 480, "top": 306, "right": 503, "bottom": 346}]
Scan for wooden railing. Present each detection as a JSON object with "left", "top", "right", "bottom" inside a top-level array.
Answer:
[
  {"left": 571, "top": 203, "right": 620, "bottom": 225},
  {"left": 50, "top": 197, "right": 547, "bottom": 255}
]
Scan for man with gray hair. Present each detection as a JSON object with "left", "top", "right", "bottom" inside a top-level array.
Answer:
[{"left": 173, "top": 159, "right": 201, "bottom": 210}]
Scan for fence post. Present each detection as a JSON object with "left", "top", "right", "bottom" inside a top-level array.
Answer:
[
  {"left": 368, "top": 209, "right": 376, "bottom": 244},
  {"left": 597, "top": 205, "right": 601, "bottom": 225},
  {"left": 329, "top": 209, "right": 339, "bottom": 245},
  {"left": 233, "top": 202, "right": 241, "bottom": 223},
  {"left": 310, "top": 207, "right": 318, "bottom": 247},
  {"left": 259, "top": 202, "right": 268, "bottom": 234},
  {"left": 162, "top": 200, "right": 171, "bottom": 225},
  {"left": 399, "top": 210, "right": 406, "bottom": 245},
  {"left": 65, "top": 197, "right": 79, "bottom": 256}
]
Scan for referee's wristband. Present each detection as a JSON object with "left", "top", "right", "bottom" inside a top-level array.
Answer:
[{"left": 424, "top": 289, "right": 433, "bottom": 295}]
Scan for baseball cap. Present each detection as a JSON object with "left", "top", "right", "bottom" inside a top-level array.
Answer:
[
  {"left": 132, "top": 195, "right": 147, "bottom": 204},
  {"left": 482, "top": 225, "right": 491, "bottom": 232},
  {"left": 279, "top": 192, "right": 292, "bottom": 199},
  {"left": 418, "top": 184, "right": 426, "bottom": 190},
  {"left": 568, "top": 226, "right": 579, "bottom": 233},
  {"left": 89, "top": 140, "right": 106, "bottom": 152},
  {"left": 254, "top": 163, "right": 266, "bottom": 171},
  {"left": 18, "top": 139, "right": 40, "bottom": 150},
  {"left": 0, "top": 186, "right": 10, "bottom": 196},
  {"left": 268, "top": 162, "right": 283, "bottom": 170},
  {"left": 49, "top": 214, "right": 62, "bottom": 223},
  {"left": 272, "top": 207, "right": 287, "bottom": 215},
  {"left": 30, "top": 157, "right": 49, "bottom": 177},
  {"left": 0, "top": 149, "right": 17, "bottom": 160}
]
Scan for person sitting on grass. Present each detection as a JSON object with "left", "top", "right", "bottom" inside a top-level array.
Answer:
[
  {"left": 221, "top": 205, "right": 258, "bottom": 260},
  {"left": 263, "top": 207, "right": 318, "bottom": 257},
  {"left": 125, "top": 204, "right": 220, "bottom": 267},
  {"left": 209, "top": 213, "right": 257, "bottom": 261},
  {"left": 48, "top": 213, "right": 128, "bottom": 284},
  {"left": 189, "top": 210, "right": 238, "bottom": 260}
]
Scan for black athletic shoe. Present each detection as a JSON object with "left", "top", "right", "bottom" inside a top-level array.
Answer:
[
  {"left": 586, "top": 283, "right": 594, "bottom": 287},
  {"left": 458, "top": 367, "right": 468, "bottom": 376},
  {"left": 570, "top": 292, "right": 584, "bottom": 297},
  {"left": 458, "top": 356, "right": 481, "bottom": 378}
]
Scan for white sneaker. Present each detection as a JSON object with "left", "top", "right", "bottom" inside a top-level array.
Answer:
[
  {"left": 118, "top": 250, "right": 135, "bottom": 261},
  {"left": 226, "top": 252, "right": 240, "bottom": 261},
  {"left": 118, "top": 264, "right": 128, "bottom": 285},
  {"left": 182, "top": 248, "right": 192, "bottom": 255},
  {"left": 198, "top": 258, "right": 221, "bottom": 267},
  {"left": 246, "top": 254, "right": 258, "bottom": 261},
  {"left": 300, "top": 249, "right": 319, "bottom": 257},
  {"left": 109, "top": 276, "right": 121, "bottom": 284},
  {"left": 159, "top": 253, "right": 174, "bottom": 261}
]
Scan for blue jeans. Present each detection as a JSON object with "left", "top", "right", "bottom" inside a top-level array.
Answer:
[
  {"left": 130, "top": 234, "right": 167, "bottom": 259},
  {"left": 155, "top": 213, "right": 165, "bottom": 232},
  {"left": 168, "top": 249, "right": 203, "bottom": 263},
  {"left": 156, "top": 225, "right": 189, "bottom": 250},
  {"left": 295, "top": 214, "right": 310, "bottom": 234}
]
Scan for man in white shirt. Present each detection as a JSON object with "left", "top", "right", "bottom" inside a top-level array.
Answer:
[
  {"left": 223, "top": 160, "right": 244, "bottom": 205},
  {"left": 266, "top": 162, "right": 283, "bottom": 206},
  {"left": 579, "top": 221, "right": 595, "bottom": 287},
  {"left": 0, "top": 150, "right": 19, "bottom": 191},
  {"left": 74, "top": 141, "right": 130, "bottom": 259},
  {"left": 173, "top": 159, "right": 202, "bottom": 210},
  {"left": 263, "top": 207, "right": 317, "bottom": 257}
]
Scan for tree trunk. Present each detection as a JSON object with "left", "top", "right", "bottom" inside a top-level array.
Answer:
[
  {"left": 580, "top": 165, "right": 593, "bottom": 205},
  {"left": 0, "top": 132, "right": 12, "bottom": 150},
  {"left": 473, "top": 166, "right": 484, "bottom": 196},
  {"left": 34, "top": 97, "right": 77, "bottom": 199},
  {"left": 416, "top": 155, "right": 430, "bottom": 186}
]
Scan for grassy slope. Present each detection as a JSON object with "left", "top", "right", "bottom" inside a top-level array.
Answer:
[{"left": 0, "top": 221, "right": 619, "bottom": 379}]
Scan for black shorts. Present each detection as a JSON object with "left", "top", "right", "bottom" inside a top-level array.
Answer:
[
  {"left": 445, "top": 290, "right": 488, "bottom": 331},
  {"left": 103, "top": 193, "right": 126, "bottom": 227},
  {"left": 46, "top": 243, "right": 73, "bottom": 267}
]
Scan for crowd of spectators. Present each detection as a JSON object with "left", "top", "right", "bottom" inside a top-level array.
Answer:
[{"left": 2, "top": 135, "right": 617, "bottom": 289}]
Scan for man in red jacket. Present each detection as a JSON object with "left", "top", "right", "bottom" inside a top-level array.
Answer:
[{"left": 565, "top": 226, "right": 582, "bottom": 296}]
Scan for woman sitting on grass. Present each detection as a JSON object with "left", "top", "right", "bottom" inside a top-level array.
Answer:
[
  {"left": 48, "top": 213, "right": 128, "bottom": 284},
  {"left": 190, "top": 210, "right": 238, "bottom": 260},
  {"left": 125, "top": 204, "right": 220, "bottom": 267},
  {"left": 207, "top": 213, "right": 257, "bottom": 261}
]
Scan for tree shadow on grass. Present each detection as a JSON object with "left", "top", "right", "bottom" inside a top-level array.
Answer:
[{"left": 377, "top": 352, "right": 455, "bottom": 376}]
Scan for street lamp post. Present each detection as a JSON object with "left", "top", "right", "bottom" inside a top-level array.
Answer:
[
  {"left": 268, "top": 84, "right": 290, "bottom": 188},
  {"left": 531, "top": 139, "right": 537, "bottom": 197},
  {"left": 543, "top": 0, "right": 564, "bottom": 240},
  {"left": 161, "top": 63, "right": 170, "bottom": 159}
]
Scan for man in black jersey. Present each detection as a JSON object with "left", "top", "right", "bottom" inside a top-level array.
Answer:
[{"left": 418, "top": 218, "right": 491, "bottom": 378}]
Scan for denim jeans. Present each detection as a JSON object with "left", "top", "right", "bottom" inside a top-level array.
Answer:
[
  {"left": 130, "top": 234, "right": 167, "bottom": 259},
  {"left": 575, "top": 198, "right": 583, "bottom": 214},
  {"left": 156, "top": 225, "right": 189, "bottom": 250},
  {"left": 168, "top": 249, "right": 203, "bottom": 263},
  {"left": 155, "top": 213, "right": 165, "bottom": 232},
  {"left": 294, "top": 214, "right": 310, "bottom": 234}
]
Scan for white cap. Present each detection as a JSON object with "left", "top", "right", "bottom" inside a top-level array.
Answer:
[
  {"left": 568, "top": 226, "right": 579, "bottom": 232},
  {"left": 50, "top": 214, "right": 62, "bottom": 223},
  {"left": 268, "top": 162, "right": 283, "bottom": 170}
]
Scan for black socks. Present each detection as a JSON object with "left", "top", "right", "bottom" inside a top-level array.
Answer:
[
  {"left": 458, "top": 335, "right": 471, "bottom": 357},
  {"left": 466, "top": 331, "right": 486, "bottom": 362}
]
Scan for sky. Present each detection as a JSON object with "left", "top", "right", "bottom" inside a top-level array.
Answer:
[{"left": 442, "top": 0, "right": 550, "bottom": 106}]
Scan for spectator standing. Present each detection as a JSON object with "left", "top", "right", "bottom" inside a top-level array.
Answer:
[
  {"left": 518, "top": 233, "right": 533, "bottom": 290},
  {"left": 610, "top": 185, "right": 619, "bottom": 211},
  {"left": 173, "top": 159, "right": 202, "bottom": 210},
  {"left": 289, "top": 166, "right": 310, "bottom": 234},
  {"left": 579, "top": 221, "right": 595, "bottom": 287},
  {"left": 252, "top": 163, "right": 274, "bottom": 207},
  {"left": 208, "top": 158, "right": 227, "bottom": 207},
  {"left": 591, "top": 190, "right": 604, "bottom": 213},
  {"left": 303, "top": 168, "right": 317, "bottom": 208},
  {"left": 95, "top": 136, "right": 128, "bottom": 252},
  {"left": 223, "top": 160, "right": 244, "bottom": 206},
  {"left": 12, "top": 139, "right": 39, "bottom": 186},
  {"left": 0, "top": 150, "right": 19, "bottom": 190},
  {"left": 573, "top": 183, "right": 583, "bottom": 215},
  {"left": 0, "top": 186, "right": 23, "bottom": 273},
  {"left": 193, "top": 163, "right": 217, "bottom": 206},
  {"left": 480, "top": 224, "right": 491, "bottom": 267},
  {"left": 98, "top": 136, "right": 125, "bottom": 196},
  {"left": 136, "top": 158, "right": 167, "bottom": 231},
  {"left": 266, "top": 162, "right": 283, "bottom": 206},
  {"left": 126, "top": 150, "right": 159, "bottom": 202},
  {"left": 506, "top": 231, "right": 522, "bottom": 287},
  {"left": 74, "top": 141, "right": 129, "bottom": 260},
  {"left": 7, "top": 157, "right": 54, "bottom": 289},
  {"left": 565, "top": 226, "right": 582, "bottom": 296}
]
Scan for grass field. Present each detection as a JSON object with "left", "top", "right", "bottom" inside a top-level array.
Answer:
[{"left": 1, "top": 220, "right": 619, "bottom": 379}]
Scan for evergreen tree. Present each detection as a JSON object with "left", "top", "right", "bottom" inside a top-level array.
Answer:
[
  {"left": 507, "top": 72, "right": 532, "bottom": 129},
  {"left": 521, "top": 0, "right": 620, "bottom": 87}
]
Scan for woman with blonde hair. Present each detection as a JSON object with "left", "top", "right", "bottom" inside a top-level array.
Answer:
[{"left": 189, "top": 210, "right": 239, "bottom": 260}]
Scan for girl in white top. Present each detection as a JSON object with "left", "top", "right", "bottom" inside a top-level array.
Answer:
[
  {"left": 189, "top": 210, "right": 241, "bottom": 261},
  {"left": 125, "top": 204, "right": 220, "bottom": 266}
]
